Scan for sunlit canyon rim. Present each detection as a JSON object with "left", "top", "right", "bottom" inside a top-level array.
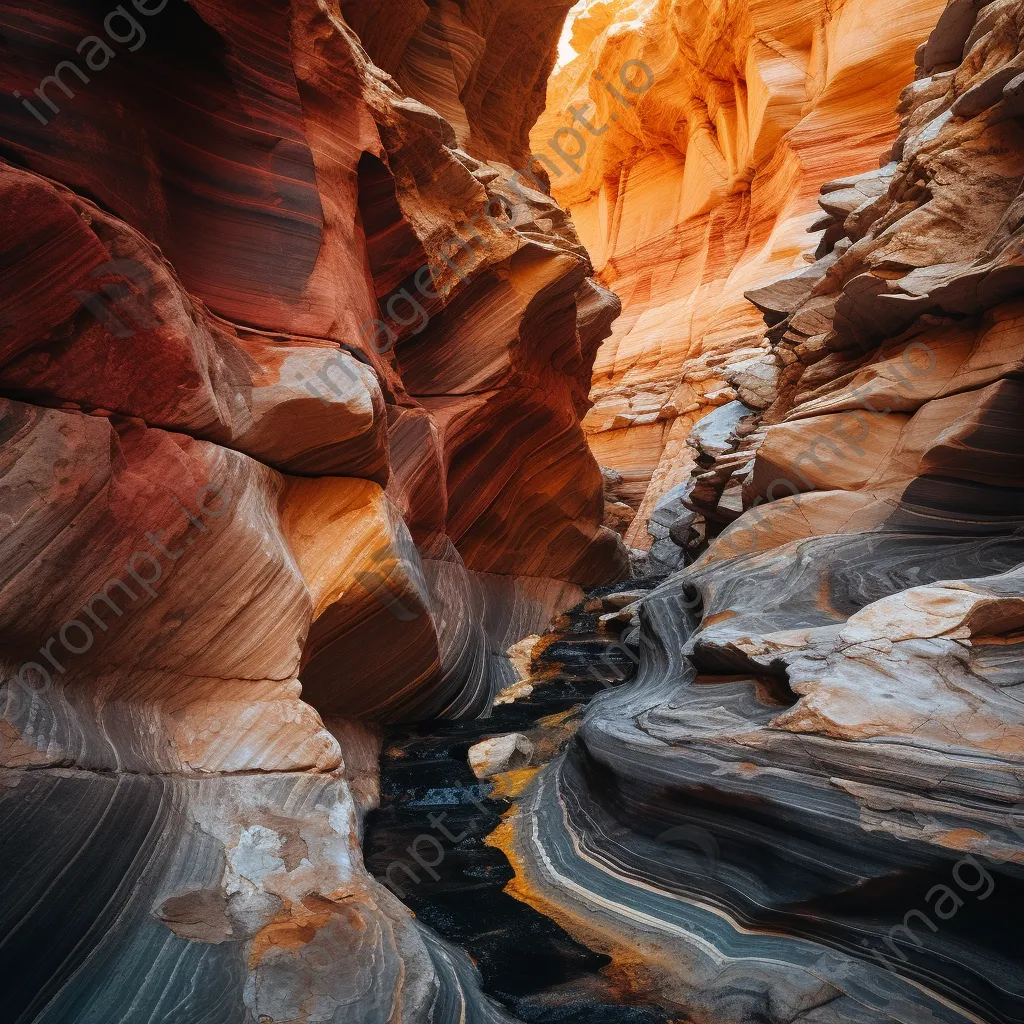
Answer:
[{"left": 1, "top": 0, "right": 1023, "bottom": 1022}]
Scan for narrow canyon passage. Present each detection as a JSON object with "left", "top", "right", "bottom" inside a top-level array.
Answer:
[
  {"left": 2, "top": 0, "right": 1024, "bottom": 1022},
  {"left": 363, "top": 577, "right": 675, "bottom": 1023}
]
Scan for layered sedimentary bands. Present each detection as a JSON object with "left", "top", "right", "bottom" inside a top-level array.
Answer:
[
  {"left": 504, "top": 2, "right": 1024, "bottom": 1022},
  {"left": 536, "top": 0, "right": 950, "bottom": 545},
  {"left": 0, "top": 0, "right": 626, "bottom": 1019},
  {"left": 4, "top": 0, "right": 1024, "bottom": 1022}
]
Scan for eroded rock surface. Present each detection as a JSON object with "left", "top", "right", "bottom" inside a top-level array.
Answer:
[
  {"left": 505, "top": 4, "right": 1024, "bottom": 1022},
  {"left": 535, "top": 0, "right": 948, "bottom": 544},
  {"left": 0, "top": 0, "right": 625, "bottom": 1019}
]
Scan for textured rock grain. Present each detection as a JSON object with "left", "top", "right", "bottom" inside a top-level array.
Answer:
[
  {"left": 0, "top": 0, "right": 624, "bottom": 1019},
  {"left": 504, "top": 4, "right": 1024, "bottom": 1022},
  {"left": 536, "top": 0, "right": 948, "bottom": 543}
]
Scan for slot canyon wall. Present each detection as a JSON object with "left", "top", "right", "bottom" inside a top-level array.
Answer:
[
  {"left": 2, "top": 0, "right": 1024, "bottom": 1022},
  {"left": 504, "top": 1, "right": 1024, "bottom": 1022},
  {"left": 0, "top": 0, "right": 625, "bottom": 1020},
  {"left": 535, "top": 0, "right": 949, "bottom": 548}
]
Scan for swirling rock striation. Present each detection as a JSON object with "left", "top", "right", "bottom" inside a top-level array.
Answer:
[
  {"left": 341, "top": 0, "right": 578, "bottom": 165},
  {"left": 503, "top": 4, "right": 1024, "bottom": 1022},
  {"left": 0, "top": 0, "right": 625, "bottom": 1020},
  {"left": 362, "top": 581, "right": 680, "bottom": 1022},
  {"left": 0, "top": 740, "right": 522, "bottom": 1024}
]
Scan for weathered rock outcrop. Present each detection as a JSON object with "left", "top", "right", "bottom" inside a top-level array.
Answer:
[
  {"left": 0, "top": 0, "right": 624, "bottom": 1019},
  {"left": 342, "top": 0, "right": 577, "bottom": 165},
  {"left": 535, "top": 0, "right": 948, "bottom": 545},
  {"left": 504, "top": 4, "right": 1024, "bottom": 1022}
]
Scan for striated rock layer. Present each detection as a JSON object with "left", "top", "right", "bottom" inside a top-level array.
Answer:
[
  {"left": 535, "top": 0, "right": 948, "bottom": 547},
  {"left": 505, "top": 4, "right": 1024, "bottom": 1023},
  {"left": 342, "top": 0, "right": 578, "bottom": 165},
  {"left": 0, "top": 0, "right": 625, "bottom": 1019},
  {"left": 1, "top": 729, "right": 521, "bottom": 1024}
]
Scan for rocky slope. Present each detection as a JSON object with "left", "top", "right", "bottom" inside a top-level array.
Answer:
[
  {"left": 535, "top": 0, "right": 948, "bottom": 547},
  {"left": 504, "top": 3, "right": 1024, "bottom": 1022},
  {"left": 0, "top": 1, "right": 625, "bottom": 1020}
]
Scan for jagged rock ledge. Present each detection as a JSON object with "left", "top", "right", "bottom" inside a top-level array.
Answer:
[{"left": 500, "top": 3, "right": 1024, "bottom": 1021}]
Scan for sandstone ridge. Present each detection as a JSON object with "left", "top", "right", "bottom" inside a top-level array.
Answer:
[
  {"left": 0, "top": 1, "right": 624, "bottom": 1019},
  {"left": 507, "top": 3, "right": 1024, "bottom": 1021}
]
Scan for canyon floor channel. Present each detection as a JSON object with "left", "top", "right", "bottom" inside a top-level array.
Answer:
[{"left": 364, "top": 576, "right": 680, "bottom": 1024}]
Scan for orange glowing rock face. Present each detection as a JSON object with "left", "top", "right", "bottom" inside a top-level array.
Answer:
[
  {"left": 0, "top": 4, "right": 627, "bottom": 1017},
  {"left": 0, "top": 0, "right": 628, "bottom": 748},
  {"left": 534, "top": 0, "right": 947, "bottom": 546},
  {"left": 11, "top": 0, "right": 1024, "bottom": 1020},
  {"left": 498, "top": 7, "right": 1024, "bottom": 1021}
]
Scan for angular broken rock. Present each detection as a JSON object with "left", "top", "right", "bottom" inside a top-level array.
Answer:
[{"left": 468, "top": 733, "right": 535, "bottom": 778}]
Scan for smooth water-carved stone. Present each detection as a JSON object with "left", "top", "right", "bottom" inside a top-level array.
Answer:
[
  {"left": 469, "top": 733, "right": 536, "bottom": 777},
  {"left": 502, "top": 4, "right": 1024, "bottom": 1022},
  {"left": 0, "top": 0, "right": 625, "bottom": 1017}
]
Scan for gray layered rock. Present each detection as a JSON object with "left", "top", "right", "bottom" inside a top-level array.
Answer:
[{"left": 501, "top": 3, "right": 1024, "bottom": 1021}]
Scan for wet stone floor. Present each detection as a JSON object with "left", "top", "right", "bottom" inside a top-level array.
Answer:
[{"left": 363, "top": 579, "right": 679, "bottom": 1023}]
